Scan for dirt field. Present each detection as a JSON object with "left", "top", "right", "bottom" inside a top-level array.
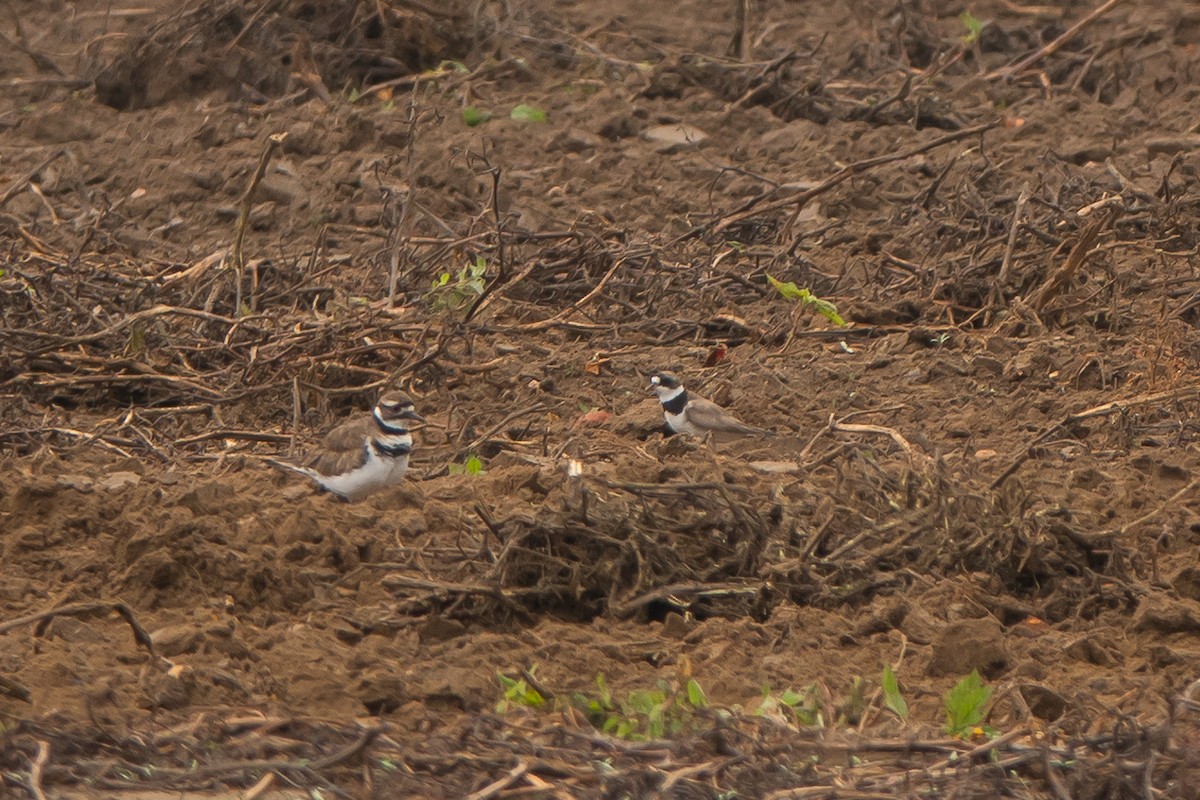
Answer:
[{"left": 4, "top": 0, "right": 1200, "bottom": 797}]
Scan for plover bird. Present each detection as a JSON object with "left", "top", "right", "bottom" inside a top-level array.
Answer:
[
  {"left": 270, "top": 390, "right": 424, "bottom": 501},
  {"left": 649, "top": 371, "right": 772, "bottom": 440}
]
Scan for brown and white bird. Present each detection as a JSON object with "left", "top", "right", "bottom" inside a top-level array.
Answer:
[
  {"left": 649, "top": 371, "right": 772, "bottom": 440},
  {"left": 270, "top": 390, "right": 424, "bottom": 501}
]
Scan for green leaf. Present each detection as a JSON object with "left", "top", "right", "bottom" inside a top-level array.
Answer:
[
  {"left": 943, "top": 670, "right": 992, "bottom": 736},
  {"left": 347, "top": 87, "right": 361, "bottom": 103},
  {"left": 465, "top": 455, "right": 484, "bottom": 475},
  {"left": 766, "top": 274, "right": 847, "bottom": 327},
  {"left": 766, "top": 274, "right": 804, "bottom": 300},
  {"left": 596, "top": 674, "right": 613, "bottom": 709},
  {"left": 647, "top": 705, "right": 664, "bottom": 739},
  {"left": 439, "top": 60, "right": 470, "bottom": 73},
  {"left": 960, "top": 10, "right": 984, "bottom": 44},
  {"left": 510, "top": 104, "right": 547, "bottom": 123},
  {"left": 686, "top": 678, "right": 708, "bottom": 709},
  {"left": 881, "top": 666, "right": 908, "bottom": 721},
  {"left": 462, "top": 106, "right": 492, "bottom": 127}
]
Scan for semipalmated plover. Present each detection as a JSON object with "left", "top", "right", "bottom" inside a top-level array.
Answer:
[{"left": 649, "top": 371, "right": 772, "bottom": 440}]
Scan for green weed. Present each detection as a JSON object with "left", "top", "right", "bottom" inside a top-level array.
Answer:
[
  {"left": 943, "top": 669, "right": 993, "bottom": 737},
  {"left": 510, "top": 104, "right": 547, "bottom": 123},
  {"left": 496, "top": 669, "right": 546, "bottom": 713},
  {"left": 574, "top": 674, "right": 710, "bottom": 740},
  {"left": 448, "top": 454, "right": 485, "bottom": 476},
  {"left": 430, "top": 255, "right": 488, "bottom": 313},
  {"left": 756, "top": 684, "right": 826, "bottom": 727},
  {"left": 766, "top": 275, "right": 846, "bottom": 327},
  {"left": 881, "top": 665, "right": 909, "bottom": 721},
  {"left": 462, "top": 106, "right": 492, "bottom": 126},
  {"left": 960, "top": 11, "right": 984, "bottom": 45}
]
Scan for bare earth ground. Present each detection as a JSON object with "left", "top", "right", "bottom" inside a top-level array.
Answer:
[{"left": 4, "top": 0, "right": 1200, "bottom": 797}]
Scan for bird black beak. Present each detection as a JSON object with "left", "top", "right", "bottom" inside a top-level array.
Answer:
[{"left": 403, "top": 409, "right": 426, "bottom": 422}]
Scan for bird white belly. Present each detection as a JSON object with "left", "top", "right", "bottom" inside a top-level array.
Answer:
[
  {"left": 666, "top": 409, "right": 702, "bottom": 436},
  {"left": 318, "top": 448, "right": 408, "bottom": 501}
]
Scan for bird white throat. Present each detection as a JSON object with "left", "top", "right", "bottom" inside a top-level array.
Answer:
[{"left": 271, "top": 391, "right": 423, "bottom": 502}]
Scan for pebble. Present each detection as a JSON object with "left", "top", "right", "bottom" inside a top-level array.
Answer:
[
  {"left": 643, "top": 123, "right": 708, "bottom": 153},
  {"left": 99, "top": 471, "right": 141, "bottom": 492}
]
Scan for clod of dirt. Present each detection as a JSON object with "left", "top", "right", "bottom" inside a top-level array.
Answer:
[
  {"left": 927, "top": 617, "right": 1010, "bottom": 678},
  {"left": 357, "top": 671, "right": 408, "bottom": 716},
  {"left": 150, "top": 624, "right": 206, "bottom": 657},
  {"left": 1064, "top": 635, "right": 1119, "bottom": 667},
  {"left": 93, "top": 0, "right": 473, "bottom": 110},
  {"left": 419, "top": 615, "right": 467, "bottom": 643},
  {"left": 1133, "top": 594, "right": 1200, "bottom": 634},
  {"left": 611, "top": 398, "right": 665, "bottom": 438},
  {"left": 1172, "top": 566, "right": 1200, "bottom": 601}
]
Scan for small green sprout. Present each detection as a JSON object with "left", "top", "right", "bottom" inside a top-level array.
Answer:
[
  {"left": 496, "top": 669, "right": 546, "bottom": 713},
  {"left": 448, "top": 455, "right": 485, "bottom": 476},
  {"left": 429, "top": 256, "right": 488, "bottom": 313},
  {"left": 943, "top": 670, "right": 993, "bottom": 737},
  {"left": 766, "top": 274, "right": 847, "bottom": 327},
  {"left": 510, "top": 104, "right": 547, "bottom": 123},
  {"left": 462, "top": 106, "right": 492, "bottom": 127},
  {"left": 882, "top": 665, "right": 908, "bottom": 721},
  {"left": 960, "top": 11, "right": 984, "bottom": 45}
]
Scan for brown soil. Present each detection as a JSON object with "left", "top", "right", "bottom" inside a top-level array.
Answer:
[{"left": 4, "top": 0, "right": 1200, "bottom": 797}]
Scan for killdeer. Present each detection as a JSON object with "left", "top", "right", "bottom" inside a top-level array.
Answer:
[
  {"left": 649, "top": 371, "right": 772, "bottom": 440},
  {"left": 270, "top": 390, "right": 424, "bottom": 501}
]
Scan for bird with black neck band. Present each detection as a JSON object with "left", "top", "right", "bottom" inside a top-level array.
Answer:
[
  {"left": 648, "top": 370, "right": 773, "bottom": 442},
  {"left": 269, "top": 390, "right": 425, "bottom": 502}
]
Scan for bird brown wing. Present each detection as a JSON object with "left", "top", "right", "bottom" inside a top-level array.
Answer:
[
  {"left": 301, "top": 415, "right": 372, "bottom": 476},
  {"left": 685, "top": 396, "right": 771, "bottom": 435}
]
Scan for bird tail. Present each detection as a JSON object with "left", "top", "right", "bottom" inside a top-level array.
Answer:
[{"left": 265, "top": 458, "right": 319, "bottom": 481}]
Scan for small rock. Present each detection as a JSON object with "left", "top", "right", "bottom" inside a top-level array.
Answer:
[
  {"left": 150, "top": 624, "right": 206, "bottom": 657},
  {"left": 45, "top": 617, "right": 105, "bottom": 644},
  {"left": 99, "top": 471, "right": 140, "bottom": 492},
  {"left": 56, "top": 474, "right": 95, "bottom": 492},
  {"left": 643, "top": 123, "right": 708, "bottom": 153},
  {"left": 255, "top": 171, "right": 303, "bottom": 206},
  {"left": 749, "top": 460, "right": 802, "bottom": 475},
  {"left": 661, "top": 611, "right": 693, "bottom": 639},
  {"left": 551, "top": 127, "right": 604, "bottom": 153}
]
